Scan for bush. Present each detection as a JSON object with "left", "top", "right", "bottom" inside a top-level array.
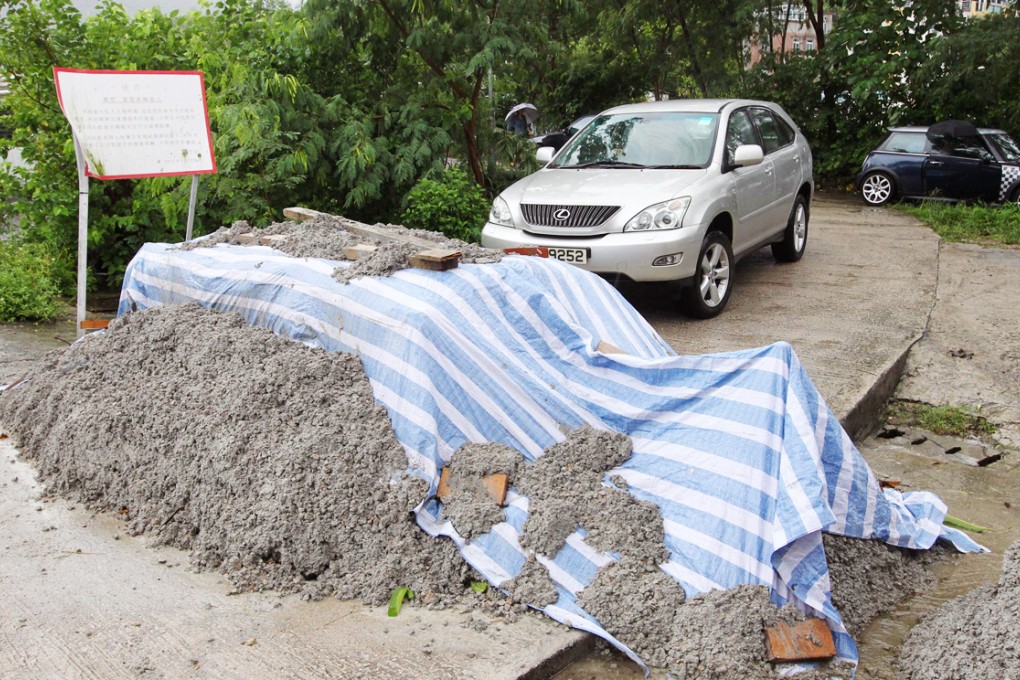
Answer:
[
  {"left": 0, "top": 241, "right": 64, "bottom": 322},
  {"left": 401, "top": 167, "right": 491, "bottom": 243},
  {"left": 900, "top": 201, "right": 1020, "bottom": 247}
]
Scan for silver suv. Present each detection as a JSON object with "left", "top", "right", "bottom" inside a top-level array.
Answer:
[{"left": 481, "top": 99, "right": 814, "bottom": 317}]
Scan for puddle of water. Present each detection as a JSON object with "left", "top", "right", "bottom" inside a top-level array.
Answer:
[{"left": 551, "top": 646, "right": 646, "bottom": 679}]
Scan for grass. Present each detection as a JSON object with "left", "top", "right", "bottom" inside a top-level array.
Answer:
[
  {"left": 899, "top": 201, "right": 1020, "bottom": 247},
  {"left": 887, "top": 401, "right": 997, "bottom": 438}
]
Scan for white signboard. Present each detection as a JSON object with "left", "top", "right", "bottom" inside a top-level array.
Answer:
[{"left": 53, "top": 67, "right": 216, "bottom": 179}]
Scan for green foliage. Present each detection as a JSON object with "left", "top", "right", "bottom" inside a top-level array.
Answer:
[
  {"left": 0, "top": 240, "right": 64, "bottom": 322},
  {"left": 907, "top": 13, "right": 1020, "bottom": 140},
  {"left": 889, "top": 401, "right": 996, "bottom": 437},
  {"left": 747, "top": 0, "right": 961, "bottom": 187},
  {"left": 401, "top": 167, "right": 490, "bottom": 243},
  {"left": 899, "top": 201, "right": 1020, "bottom": 246}
]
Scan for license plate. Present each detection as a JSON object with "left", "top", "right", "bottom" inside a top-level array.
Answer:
[{"left": 547, "top": 247, "right": 589, "bottom": 264}]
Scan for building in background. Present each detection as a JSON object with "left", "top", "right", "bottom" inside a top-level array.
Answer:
[
  {"left": 957, "top": 0, "right": 1010, "bottom": 15},
  {"left": 747, "top": 4, "right": 835, "bottom": 66}
]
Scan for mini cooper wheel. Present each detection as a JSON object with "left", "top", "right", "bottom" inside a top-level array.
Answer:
[
  {"left": 683, "top": 231, "right": 734, "bottom": 319},
  {"left": 860, "top": 172, "right": 896, "bottom": 206}
]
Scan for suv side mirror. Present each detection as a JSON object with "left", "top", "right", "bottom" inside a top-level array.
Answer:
[
  {"left": 536, "top": 146, "right": 555, "bottom": 164},
  {"left": 733, "top": 144, "right": 764, "bottom": 167}
]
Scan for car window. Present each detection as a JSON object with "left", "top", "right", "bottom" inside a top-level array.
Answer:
[
  {"left": 774, "top": 115, "right": 796, "bottom": 146},
  {"left": 880, "top": 132, "right": 927, "bottom": 154},
  {"left": 725, "top": 110, "right": 758, "bottom": 166},
  {"left": 986, "top": 132, "right": 1020, "bottom": 163},
  {"left": 749, "top": 107, "right": 785, "bottom": 154},
  {"left": 554, "top": 112, "right": 719, "bottom": 169},
  {"left": 930, "top": 135, "right": 995, "bottom": 161}
]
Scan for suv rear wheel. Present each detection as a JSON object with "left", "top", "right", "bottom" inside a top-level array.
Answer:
[
  {"left": 860, "top": 172, "right": 896, "bottom": 206},
  {"left": 683, "top": 231, "right": 733, "bottom": 319}
]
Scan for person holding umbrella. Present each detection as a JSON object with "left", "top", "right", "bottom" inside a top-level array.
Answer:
[{"left": 506, "top": 103, "right": 538, "bottom": 136}]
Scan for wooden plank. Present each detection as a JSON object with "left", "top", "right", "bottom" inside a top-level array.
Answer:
[
  {"left": 343, "top": 244, "right": 379, "bottom": 261},
  {"left": 765, "top": 618, "right": 836, "bottom": 662},
  {"left": 480, "top": 473, "right": 509, "bottom": 506},
  {"left": 436, "top": 468, "right": 509, "bottom": 506},
  {"left": 284, "top": 206, "right": 439, "bottom": 250},
  {"left": 79, "top": 319, "right": 111, "bottom": 330},
  {"left": 283, "top": 206, "right": 328, "bottom": 222},
  {"left": 408, "top": 248, "right": 461, "bottom": 271},
  {"left": 437, "top": 467, "right": 453, "bottom": 499},
  {"left": 258, "top": 234, "right": 289, "bottom": 247},
  {"left": 596, "top": 340, "right": 626, "bottom": 355}
]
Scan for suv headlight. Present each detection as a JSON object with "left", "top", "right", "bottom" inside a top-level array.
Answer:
[
  {"left": 624, "top": 197, "right": 691, "bottom": 232},
  {"left": 489, "top": 196, "right": 514, "bottom": 227}
]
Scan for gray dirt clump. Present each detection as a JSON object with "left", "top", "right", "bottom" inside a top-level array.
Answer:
[
  {"left": 505, "top": 556, "right": 559, "bottom": 609},
  {"left": 899, "top": 539, "right": 1020, "bottom": 680},
  {"left": 180, "top": 215, "right": 501, "bottom": 283},
  {"left": 664, "top": 586, "right": 854, "bottom": 680},
  {"left": 439, "top": 442, "right": 520, "bottom": 541},
  {"left": 0, "top": 302, "right": 475, "bottom": 606},
  {"left": 823, "top": 533, "right": 949, "bottom": 637},
  {"left": 514, "top": 426, "right": 667, "bottom": 565},
  {"left": 577, "top": 558, "right": 686, "bottom": 668}
]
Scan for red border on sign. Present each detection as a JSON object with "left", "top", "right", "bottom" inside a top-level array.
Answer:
[{"left": 53, "top": 67, "right": 218, "bottom": 180}]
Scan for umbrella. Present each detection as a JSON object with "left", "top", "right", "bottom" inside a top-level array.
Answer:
[
  {"left": 926, "top": 119, "right": 979, "bottom": 140},
  {"left": 505, "top": 103, "right": 539, "bottom": 125}
]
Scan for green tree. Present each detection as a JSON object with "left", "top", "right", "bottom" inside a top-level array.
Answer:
[
  {"left": 749, "top": 0, "right": 961, "bottom": 185},
  {"left": 907, "top": 12, "right": 1020, "bottom": 138},
  {"left": 401, "top": 166, "right": 490, "bottom": 242},
  {"left": 0, "top": 0, "right": 342, "bottom": 288},
  {"left": 303, "top": 0, "right": 551, "bottom": 190}
]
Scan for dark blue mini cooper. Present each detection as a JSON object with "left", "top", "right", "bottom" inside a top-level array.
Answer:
[{"left": 856, "top": 122, "right": 1020, "bottom": 206}]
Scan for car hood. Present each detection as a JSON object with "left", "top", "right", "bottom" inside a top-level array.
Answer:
[{"left": 502, "top": 167, "right": 709, "bottom": 210}]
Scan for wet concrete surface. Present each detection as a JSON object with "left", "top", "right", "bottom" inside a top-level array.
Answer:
[
  {"left": 852, "top": 426, "right": 1020, "bottom": 679},
  {"left": 2, "top": 194, "right": 1019, "bottom": 678}
]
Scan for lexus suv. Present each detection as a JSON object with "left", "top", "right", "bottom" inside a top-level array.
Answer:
[{"left": 481, "top": 99, "right": 814, "bottom": 318}]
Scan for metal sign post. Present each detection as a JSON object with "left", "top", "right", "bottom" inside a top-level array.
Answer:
[
  {"left": 72, "top": 133, "right": 90, "bottom": 339},
  {"left": 185, "top": 174, "right": 199, "bottom": 242}
]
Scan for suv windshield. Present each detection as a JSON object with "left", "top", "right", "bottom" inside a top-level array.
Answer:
[
  {"left": 553, "top": 112, "right": 719, "bottom": 169},
  {"left": 987, "top": 132, "right": 1020, "bottom": 163}
]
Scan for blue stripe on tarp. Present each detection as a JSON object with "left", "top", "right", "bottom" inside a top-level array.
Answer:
[{"left": 117, "top": 241, "right": 988, "bottom": 673}]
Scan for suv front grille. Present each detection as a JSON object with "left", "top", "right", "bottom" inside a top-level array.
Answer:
[{"left": 521, "top": 204, "right": 620, "bottom": 228}]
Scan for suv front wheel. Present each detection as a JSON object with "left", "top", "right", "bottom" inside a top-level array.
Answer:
[
  {"left": 772, "top": 195, "right": 809, "bottom": 262},
  {"left": 683, "top": 231, "right": 733, "bottom": 319}
]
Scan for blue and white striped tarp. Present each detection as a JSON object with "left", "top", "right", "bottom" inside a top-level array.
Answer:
[{"left": 118, "top": 240, "right": 985, "bottom": 672}]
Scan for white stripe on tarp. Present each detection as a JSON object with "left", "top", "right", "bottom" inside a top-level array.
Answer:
[
  {"left": 630, "top": 436, "right": 779, "bottom": 499},
  {"left": 662, "top": 518, "right": 775, "bottom": 585}
]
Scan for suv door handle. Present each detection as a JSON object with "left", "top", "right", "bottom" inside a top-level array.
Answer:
[{"left": 929, "top": 160, "right": 943, "bottom": 167}]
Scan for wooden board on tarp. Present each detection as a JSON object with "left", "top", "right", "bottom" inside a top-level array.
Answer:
[{"left": 764, "top": 618, "right": 836, "bottom": 662}]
